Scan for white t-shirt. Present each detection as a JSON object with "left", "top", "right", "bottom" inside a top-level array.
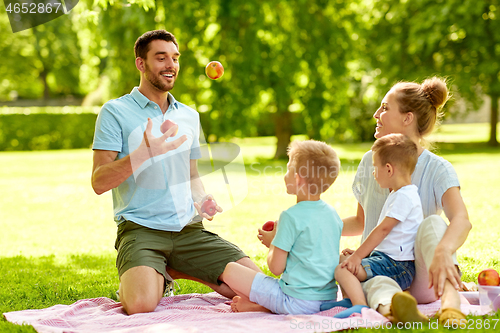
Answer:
[
  {"left": 375, "top": 185, "right": 423, "bottom": 260},
  {"left": 353, "top": 149, "right": 460, "bottom": 242}
]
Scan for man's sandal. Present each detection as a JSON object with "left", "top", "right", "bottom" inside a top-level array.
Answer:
[
  {"left": 388, "top": 292, "right": 429, "bottom": 323},
  {"left": 437, "top": 308, "right": 467, "bottom": 326}
]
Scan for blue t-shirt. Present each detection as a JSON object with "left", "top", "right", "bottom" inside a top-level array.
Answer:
[
  {"left": 92, "top": 87, "right": 202, "bottom": 232},
  {"left": 271, "top": 200, "right": 343, "bottom": 301}
]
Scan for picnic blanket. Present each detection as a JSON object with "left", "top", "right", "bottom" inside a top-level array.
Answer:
[{"left": 3, "top": 292, "right": 485, "bottom": 333}]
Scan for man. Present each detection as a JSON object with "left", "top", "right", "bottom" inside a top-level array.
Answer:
[{"left": 91, "top": 30, "right": 260, "bottom": 315}]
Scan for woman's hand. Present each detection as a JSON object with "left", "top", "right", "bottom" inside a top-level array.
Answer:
[{"left": 428, "top": 247, "right": 462, "bottom": 298}]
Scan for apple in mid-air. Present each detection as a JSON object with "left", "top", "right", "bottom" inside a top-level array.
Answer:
[
  {"left": 201, "top": 198, "right": 217, "bottom": 216},
  {"left": 478, "top": 268, "right": 500, "bottom": 286},
  {"left": 205, "top": 61, "right": 224, "bottom": 80},
  {"left": 262, "top": 221, "right": 275, "bottom": 232},
  {"left": 160, "top": 119, "right": 178, "bottom": 137}
]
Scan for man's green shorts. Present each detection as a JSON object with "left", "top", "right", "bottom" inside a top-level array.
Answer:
[{"left": 115, "top": 220, "right": 247, "bottom": 286}]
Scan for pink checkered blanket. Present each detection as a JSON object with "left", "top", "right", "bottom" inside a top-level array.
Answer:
[{"left": 3, "top": 292, "right": 485, "bottom": 333}]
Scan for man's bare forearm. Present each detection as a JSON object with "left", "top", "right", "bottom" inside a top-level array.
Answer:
[{"left": 92, "top": 149, "right": 149, "bottom": 195}]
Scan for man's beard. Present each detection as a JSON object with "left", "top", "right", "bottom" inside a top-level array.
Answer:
[{"left": 144, "top": 63, "right": 176, "bottom": 92}]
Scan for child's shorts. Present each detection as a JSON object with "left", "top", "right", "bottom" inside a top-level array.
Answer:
[
  {"left": 361, "top": 251, "right": 415, "bottom": 290},
  {"left": 249, "top": 273, "right": 330, "bottom": 315}
]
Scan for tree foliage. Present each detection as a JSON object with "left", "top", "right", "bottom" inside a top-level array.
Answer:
[
  {"left": 91, "top": 0, "right": 359, "bottom": 157},
  {"left": 350, "top": 0, "right": 500, "bottom": 146},
  {"left": 1, "top": 0, "right": 499, "bottom": 152},
  {"left": 0, "top": 6, "right": 82, "bottom": 101}
]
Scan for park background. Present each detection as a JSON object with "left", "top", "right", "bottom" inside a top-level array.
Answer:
[{"left": 1, "top": 0, "right": 500, "bottom": 332}]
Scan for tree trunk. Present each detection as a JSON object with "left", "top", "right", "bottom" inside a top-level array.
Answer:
[
  {"left": 273, "top": 110, "right": 292, "bottom": 159},
  {"left": 488, "top": 94, "right": 499, "bottom": 147},
  {"left": 40, "top": 70, "right": 50, "bottom": 102}
]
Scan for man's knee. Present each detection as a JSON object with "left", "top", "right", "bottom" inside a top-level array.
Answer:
[
  {"left": 122, "top": 294, "right": 159, "bottom": 315},
  {"left": 119, "top": 266, "right": 164, "bottom": 315}
]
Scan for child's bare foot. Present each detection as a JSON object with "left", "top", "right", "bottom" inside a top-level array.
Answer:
[{"left": 231, "top": 296, "right": 272, "bottom": 313}]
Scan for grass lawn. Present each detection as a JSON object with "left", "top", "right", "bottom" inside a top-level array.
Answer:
[{"left": 1, "top": 123, "right": 500, "bottom": 332}]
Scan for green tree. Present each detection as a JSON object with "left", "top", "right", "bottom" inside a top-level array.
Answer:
[
  {"left": 158, "top": 0, "right": 356, "bottom": 158},
  {"left": 0, "top": 7, "right": 82, "bottom": 102},
  {"left": 0, "top": 7, "right": 43, "bottom": 100},
  {"left": 83, "top": 0, "right": 360, "bottom": 158},
  {"left": 427, "top": 0, "right": 500, "bottom": 146},
  {"left": 352, "top": 0, "right": 500, "bottom": 146},
  {"left": 2, "top": 1, "right": 370, "bottom": 156}
]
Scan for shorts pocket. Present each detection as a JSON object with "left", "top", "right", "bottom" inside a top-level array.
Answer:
[
  {"left": 116, "top": 234, "right": 137, "bottom": 271},
  {"left": 201, "top": 229, "right": 219, "bottom": 236}
]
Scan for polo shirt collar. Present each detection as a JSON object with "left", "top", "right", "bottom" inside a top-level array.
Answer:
[{"left": 130, "top": 87, "right": 179, "bottom": 110}]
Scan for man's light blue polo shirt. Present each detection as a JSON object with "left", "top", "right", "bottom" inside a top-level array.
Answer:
[{"left": 92, "top": 87, "right": 202, "bottom": 232}]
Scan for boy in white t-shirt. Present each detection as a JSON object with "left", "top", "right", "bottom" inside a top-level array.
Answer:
[
  {"left": 331, "top": 133, "right": 423, "bottom": 318},
  {"left": 220, "top": 140, "right": 343, "bottom": 314}
]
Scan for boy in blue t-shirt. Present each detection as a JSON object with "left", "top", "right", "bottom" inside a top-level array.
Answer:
[{"left": 220, "top": 140, "right": 343, "bottom": 314}]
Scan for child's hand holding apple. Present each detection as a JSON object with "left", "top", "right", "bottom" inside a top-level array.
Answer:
[{"left": 258, "top": 220, "right": 277, "bottom": 248}]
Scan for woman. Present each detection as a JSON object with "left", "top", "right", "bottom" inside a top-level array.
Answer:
[{"left": 341, "top": 77, "right": 472, "bottom": 324}]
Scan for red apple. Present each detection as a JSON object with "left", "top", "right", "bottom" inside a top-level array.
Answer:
[
  {"left": 201, "top": 199, "right": 217, "bottom": 216},
  {"left": 205, "top": 61, "right": 224, "bottom": 80},
  {"left": 160, "top": 119, "right": 178, "bottom": 137},
  {"left": 262, "top": 221, "right": 275, "bottom": 232},
  {"left": 478, "top": 268, "right": 500, "bottom": 286}
]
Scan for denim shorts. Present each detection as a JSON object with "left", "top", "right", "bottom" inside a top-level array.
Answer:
[
  {"left": 361, "top": 251, "right": 415, "bottom": 290},
  {"left": 249, "top": 273, "right": 329, "bottom": 315}
]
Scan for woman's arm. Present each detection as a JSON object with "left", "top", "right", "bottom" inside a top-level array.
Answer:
[
  {"left": 429, "top": 186, "right": 472, "bottom": 297},
  {"left": 341, "top": 203, "right": 365, "bottom": 236}
]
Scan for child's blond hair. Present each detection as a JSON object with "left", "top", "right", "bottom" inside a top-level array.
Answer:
[
  {"left": 287, "top": 140, "right": 340, "bottom": 195},
  {"left": 371, "top": 134, "right": 418, "bottom": 175}
]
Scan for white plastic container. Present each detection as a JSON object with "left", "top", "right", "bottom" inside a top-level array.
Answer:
[{"left": 478, "top": 285, "right": 500, "bottom": 313}]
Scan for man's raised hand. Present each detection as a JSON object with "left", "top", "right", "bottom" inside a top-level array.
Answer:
[{"left": 141, "top": 117, "right": 187, "bottom": 161}]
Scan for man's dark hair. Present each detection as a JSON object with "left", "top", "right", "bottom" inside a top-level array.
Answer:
[{"left": 134, "top": 30, "right": 179, "bottom": 59}]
